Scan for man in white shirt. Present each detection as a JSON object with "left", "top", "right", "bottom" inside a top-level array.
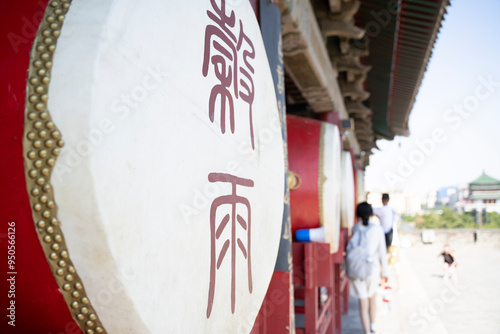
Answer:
[{"left": 373, "top": 193, "right": 395, "bottom": 248}]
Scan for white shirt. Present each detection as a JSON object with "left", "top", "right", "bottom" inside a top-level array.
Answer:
[
  {"left": 352, "top": 222, "right": 389, "bottom": 277},
  {"left": 373, "top": 205, "right": 395, "bottom": 233}
]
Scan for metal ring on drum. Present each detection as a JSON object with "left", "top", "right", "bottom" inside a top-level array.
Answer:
[
  {"left": 287, "top": 115, "right": 342, "bottom": 253},
  {"left": 341, "top": 151, "right": 356, "bottom": 235}
]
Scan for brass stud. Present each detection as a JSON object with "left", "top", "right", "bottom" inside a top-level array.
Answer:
[
  {"left": 28, "top": 169, "right": 38, "bottom": 178},
  {"left": 56, "top": 268, "right": 64, "bottom": 276},
  {"left": 65, "top": 274, "right": 74, "bottom": 282},
  {"left": 33, "top": 140, "right": 42, "bottom": 148},
  {"left": 41, "top": 168, "right": 50, "bottom": 176},
  {"left": 87, "top": 330, "right": 94, "bottom": 334},
  {"left": 37, "top": 220, "right": 45, "bottom": 228},
  {"left": 39, "top": 149, "right": 48, "bottom": 158},
  {"left": 52, "top": 243, "right": 60, "bottom": 251},
  {"left": 43, "top": 235, "right": 52, "bottom": 243},
  {"left": 89, "top": 314, "right": 97, "bottom": 321},
  {"left": 42, "top": 76, "right": 50, "bottom": 84},
  {"left": 71, "top": 301, "right": 79, "bottom": 309},
  {"left": 40, "top": 111, "right": 48, "bottom": 120},
  {"left": 39, "top": 195, "right": 48, "bottom": 203},
  {"left": 52, "top": 30, "right": 60, "bottom": 37},
  {"left": 72, "top": 291, "right": 80, "bottom": 298},
  {"left": 68, "top": 265, "right": 76, "bottom": 273},
  {"left": 35, "top": 85, "right": 44, "bottom": 93},
  {"left": 33, "top": 60, "right": 42, "bottom": 68},
  {"left": 46, "top": 226, "right": 54, "bottom": 234},
  {"left": 27, "top": 131, "right": 36, "bottom": 140},
  {"left": 61, "top": 250, "right": 68, "bottom": 258},
  {"left": 34, "top": 121, "right": 43, "bottom": 129},
  {"left": 52, "top": 148, "right": 60, "bottom": 156},
  {"left": 96, "top": 327, "right": 103, "bottom": 333},
  {"left": 36, "top": 177, "right": 45, "bottom": 185},
  {"left": 42, "top": 29, "right": 51, "bottom": 37},
  {"left": 81, "top": 297, "right": 89, "bottom": 305},
  {"left": 49, "top": 252, "right": 58, "bottom": 260},
  {"left": 47, "top": 201, "right": 55, "bottom": 209},
  {"left": 30, "top": 77, "right": 39, "bottom": 85},
  {"left": 75, "top": 282, "right": 83, "bottom": 290},
  {"left": 62, "top": 283, "right": 71, "bottom": 291},
  {"left": 51, "top": 130, "right": 61, "bottom": 139},
  {"left": 34, "top": 160, "right": 43, "bottom": 168},
  {"left": 56, "top": 139, "right": 64, "bottom": 147},
  {"left": 54, "top": 234, "right": 62, "bottom": 242},
  {"left": 62, "top": 3, "right": 69, "bottom": 9},
  {"left": 57, "top": 15, "right": 65, "bottom": 21},
  {"left": 37, "top": 68, "right": 46, "bottom": 76},
  {"left": 47, "top": 158, "right": 56, "bottom": 166},
  {"left": 28, "top": 112, "right": 37, "bottom": 120},
  {"left": 40, "top": 52, "right": 50, "bottom": 60},
  {"left": 86, "top": 320, "right": 94, "bottom": 327},
  {"left": 27, "top": 151, "right": 37, "bottom": 159},
  {"left": 55, "top": 9, "right": 63, "bottom": 15},
  {"left": 77, "top": 313, "right": 85, "bottom": 321},
  {"left": 39, "top": 129, "right": 47, "bottom": 138},
  {"left": 43, "top": 38, "right": 53, "bottom": 45},
  {"left": 50, "top": 1, "right": 59, "bottom": 7},
  {"left": 45, "top": 139, "right": 54, "bottom": 148},
  {"left": 81, "top": 307, "right": 89, "bottom": 314},
  {"left": 58, "top": 260, "right": 66, "bottom": 267},
  {"left": 40, "top": 94, "right": 48, "bottom": 102},
  {"left": 29, "top": 95, "right": 38, "bottom": 103},
  {"left": 34, "top": 203, "right": 42, "bottom": 211},
  {"left": 42, "top": 210, "right": 51, "bottom": 218},
  {"left": 31, "top": 187, "right": 40, "bottom": 196},
  {"left": 42, "top": 184, "right": 51, "bottom": 192},
  {"left": 50, "top": 217, "right": 59, "bottom": 225},
  {"left": 47, "top": 15, "right": 55, "bottom": 22},
  {"left": 35, "top": 102, "right": 44, "bottom": 111},
  {"left": 48, "top": 45, "right": 56, "bottom": 52},
  {"left": 36, "top": 44, "right": 45, "bottom": 52},
  {"left": 49, "top": 23, "right": 58, "bottom": 29},
  {"left": 46, "top": 121, "right": 55, "bottom": 129},
  {"left": 44, "top": 61, "right": 53, "bottom": 68}
]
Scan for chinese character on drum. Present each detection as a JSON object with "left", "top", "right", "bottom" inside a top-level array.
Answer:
[
  {"left": 206, "top": 172, "right": 254, "bottom": 318},
  {"left": 202, "top": 0, "right": 256, "bottom": 149}
]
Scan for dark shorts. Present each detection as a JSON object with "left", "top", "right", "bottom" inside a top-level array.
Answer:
[{"left": 385, "top": 228, "right": 393, "bottom": 248}]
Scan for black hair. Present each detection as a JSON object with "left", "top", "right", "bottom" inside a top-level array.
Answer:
[
  {"left": 356, "top": 202, "right": 373, "bottom": 226},
  {"left": 382, "top": 193, "right": 390, "bottom": 201}
]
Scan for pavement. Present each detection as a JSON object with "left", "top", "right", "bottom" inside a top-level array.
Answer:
[{"left": 341, "top": 234, "right": 500, "bottom": 334}]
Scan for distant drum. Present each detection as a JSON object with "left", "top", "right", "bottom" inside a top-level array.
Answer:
[
  {"left": 340, "top": 151, "right": 356, "bottom": 234},
  {"left": 287, "top": 115, "right": 342, "bottom": 253}
]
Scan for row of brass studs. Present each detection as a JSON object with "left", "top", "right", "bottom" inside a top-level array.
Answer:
[{"left": 23, "top": 1, "right": 106, "bottom": 333}]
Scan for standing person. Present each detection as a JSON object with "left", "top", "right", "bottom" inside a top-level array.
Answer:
[
  {"left": 347, "top": 202, "right": 389, "bottom": 334},
  {"left": 373, "top": 193, "right": 396, "bottom": 248}
]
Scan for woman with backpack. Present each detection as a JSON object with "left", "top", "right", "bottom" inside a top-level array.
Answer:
[{"left": 346, "top": 202, "right": 389, "bottom": 334}]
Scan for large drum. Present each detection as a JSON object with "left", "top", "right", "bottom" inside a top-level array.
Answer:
[
  {"left": 1, "top": 1, "right": 285, "bottom": 333},
  {"left": 287, "top": 115, "right": 342, "bottom": 253},
  {"left": 356, "top": 168, "right": 367, "bottom": 204},
  {"left": 340, "top": 151, "right": 356, "bottom": 234}
]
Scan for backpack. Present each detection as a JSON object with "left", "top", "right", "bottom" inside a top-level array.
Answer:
[{"left": 345, "top": 224, "right": 375, "bottom": 281}]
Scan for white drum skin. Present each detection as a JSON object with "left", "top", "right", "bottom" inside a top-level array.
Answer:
[
  {"left": 48, "top": 0, "right": 285, "bottom": 333},
  {"left": 340, "top": 151, "right": 355, "bottom": 234}
]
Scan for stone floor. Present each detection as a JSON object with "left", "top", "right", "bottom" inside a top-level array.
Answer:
[{"left": 342, "top": 234, "right": 500, "bottom": 334}]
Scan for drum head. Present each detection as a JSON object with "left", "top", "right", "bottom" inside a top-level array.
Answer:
[
  {"left": 43, "top": 0, "right": 285, "bottom": 332},
  {"left": 341, "top": 151, "right": 355, "bottom": 234},
  {"left": 320, "top": 123, "right": 342, "bottom": 253}
]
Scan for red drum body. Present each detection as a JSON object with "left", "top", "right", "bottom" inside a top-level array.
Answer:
[
  {"left": 287, "top": 115, "right": 342, "bottom": 253},
  {"left": 1, "top": 1, "right": 286, "bottom": 333}
]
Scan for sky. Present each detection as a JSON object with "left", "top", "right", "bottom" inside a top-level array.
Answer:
[{"left": 365, "top": 0, "right": 500, "bottom": 196}]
